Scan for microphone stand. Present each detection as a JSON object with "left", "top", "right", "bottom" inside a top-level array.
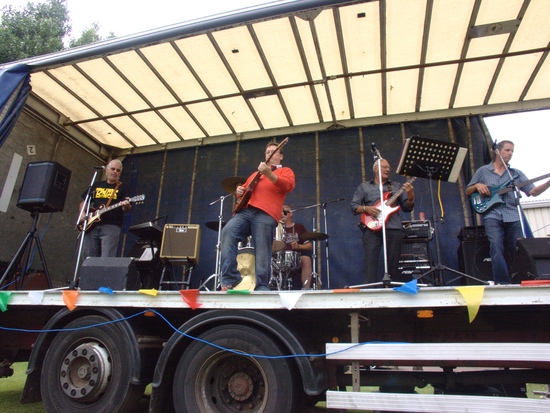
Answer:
[
  {"left": 199, "top": 192, "right": 233, "bottom": 291},
  {"left": 71, "top": 169, "right": 101, "bottom": 287},
  {"left": 373, "top": 148, "right": 392, "bottom": 286},
  {"left": 291, "top": 198, "right": 344, "bottom": 289}
]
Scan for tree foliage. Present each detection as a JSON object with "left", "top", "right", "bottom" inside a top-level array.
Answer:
[
  {"left": 0, "top": 0, "right": 70, "bottom": 64},
  {"left": 0, "top": 0, "right": 114, "bottom": 64}
]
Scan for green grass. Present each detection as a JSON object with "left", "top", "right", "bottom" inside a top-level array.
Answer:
[{"left": 1, "top": 362, "right": 548, "bottom": 412}]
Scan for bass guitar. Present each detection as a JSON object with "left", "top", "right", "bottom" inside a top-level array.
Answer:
[
  {"left": 470, "top": 172, "right": 550, "bottom": 214},
  {"left": 79, "top": 194, "right": 145, "bottom": 231},
  {"left": 361, "top": 177, "right": 417, "bottom": 231},
  {"left": 233, "top": 138, "right": 289, "bottom": 214}
]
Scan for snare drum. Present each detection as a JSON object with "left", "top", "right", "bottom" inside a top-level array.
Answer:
[{"left": 278, "top": 250, "right": 300, "bottom": 271}]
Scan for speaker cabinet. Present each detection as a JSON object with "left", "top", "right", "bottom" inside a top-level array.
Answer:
[
  {"left": 17, "top": 161, "right": 71, "bottom": 213},
  {"left": 511, "top": 238, "right": 550, "bottom": 281},
  {"left": 160, "top": 224, "right": 201, "bottom": 264},
  {"left": 458, "top": 240, "right": 492, "bottom": 284},
  {"left": 79, "top": 257, "right": 139, "bottom": 291}
]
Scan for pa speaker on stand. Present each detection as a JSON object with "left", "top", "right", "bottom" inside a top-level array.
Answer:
[
  {"left": 17, "top": 161, "right": 71, "bottom": 213},
  {"left": 1, "top": 161, "right": 71, "bottom": 290}
]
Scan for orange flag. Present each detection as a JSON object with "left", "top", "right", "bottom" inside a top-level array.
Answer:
[
  {"left": 179, "top": 289, "right": 202, "bottom": 310},
  {"left": 62, "top": 290, "right": 79, "bottom": 311}
]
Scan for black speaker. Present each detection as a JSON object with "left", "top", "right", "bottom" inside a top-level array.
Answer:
[
  {"left": 160, "top": 224, "right": 201, "bottom": 264},
  {"left": 395, "top": 240, "right": 431, "bottom": 282},
  {"left": 458, "top": 240, "right": 493, "bottom": 284},
  {"left": 17, "top": 161, "right": 71, "bottom": 213},
  {"left": 511, "top": 238, "right": 550, "bottom": 281},
  {"left": 79, "top": 257, "right": 139, "bottom": 291}
]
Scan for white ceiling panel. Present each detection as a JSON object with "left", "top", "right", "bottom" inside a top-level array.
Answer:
[{"left": 10, "top": 0, "right": 550, "bottom": 155}]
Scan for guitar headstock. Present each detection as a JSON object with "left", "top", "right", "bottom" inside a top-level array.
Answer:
[{"left": 130, "top": 194, "right": 146, "bottom": 204}]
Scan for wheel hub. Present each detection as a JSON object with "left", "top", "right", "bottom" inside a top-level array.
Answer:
[
  {"left": 59, "top": 342, "right": 112, "bottom": 401},
  {"left": 227, "top": 372, "right": 254, "bottom": 401}
]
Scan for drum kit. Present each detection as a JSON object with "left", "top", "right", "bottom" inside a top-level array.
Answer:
[{"left": 201, "top": 176, "right": 330, "bottom": 291}]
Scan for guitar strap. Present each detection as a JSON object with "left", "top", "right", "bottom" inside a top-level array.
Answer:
[{"left": 104, "top": 181, "right": 121, "bottom": 208}]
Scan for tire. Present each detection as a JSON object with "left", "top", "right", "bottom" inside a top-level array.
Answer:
[
  {"left": 40, "top": 315, "right": 144, "bottom": 413},
  {"left": 173, "top": 324, "right": 299, "bottom": 412}
]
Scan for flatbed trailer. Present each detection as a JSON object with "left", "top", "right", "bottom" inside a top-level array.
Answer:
[{"left": 1, "top": 284, "right": 550, "bottom": 412}]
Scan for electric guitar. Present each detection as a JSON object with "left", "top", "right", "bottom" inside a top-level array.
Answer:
[
  {"left": 470, "top": 172, "right": 550, "bottom": 214},
  {"left": 79, "top": 194, "right": 145, "bottom": 231},
  {"left": 361, "top": 177, "right": 417, "bottom": 231},
  {"left": 233, "top": 138, "right": 289, "bottom": 214}
]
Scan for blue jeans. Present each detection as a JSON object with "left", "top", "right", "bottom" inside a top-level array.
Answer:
[
  {"left": 82, "top": 224, "right": 121, "bottom": 259},
  {"left": 220, "top": 207, "right": 277, "bottom": 291},
  {"left": 483, "top": 218, "right": 522, "bottom": 284}
]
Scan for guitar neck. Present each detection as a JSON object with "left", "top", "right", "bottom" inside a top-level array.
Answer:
[
  {"left": 385, "top": 177, "right": 416, "bottom": 206},
  {"left": 100, "top": 200, "right": 125, "bottom": 215},
  {"left": 498, "top": 172, "right": 550, "bottom": 195}
]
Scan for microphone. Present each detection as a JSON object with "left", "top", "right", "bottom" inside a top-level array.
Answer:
[
  {"left": 371, "top": 142, "right": 377, "bottom": 153},
  {"left": 93, "top": 166, "right": 105, "bottom": 170},
  {"left": 492, "top": 140, "right": 498, "bottom": 151}
]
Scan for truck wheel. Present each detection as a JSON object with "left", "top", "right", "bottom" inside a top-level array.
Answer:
[
  {"left": 40, "top": 315, "right": 144, "bottom": 413},
  {"left": 173, "top": 324, "right": 299, "bottom": 412}
]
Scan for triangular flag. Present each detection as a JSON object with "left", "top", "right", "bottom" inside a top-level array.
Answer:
[
  {"left": 98, "top": 287, "right": 114, "bottom": 294},
  {"left": 0, "top": 291, "right": 12, "bottom": 312},
  {"left": 179, "top": 289, "right": 202, "bottom": 310},
  {"left": 62, "top": 290, "right": 79, "bottom": 311},
  {"left": 138, "top": 288, "right": 158, "bottom": 296},
  {"left": 456, "top": 286, "right": 485, "bottom": 323},
  {"left": 393, "top": 279, "right": 419, "bottom": 294},
  {"left": 28, "top": 291, "right": 44, "bottom": 304},
  {"left": 226, "top": 289, "right": 250, "bottom": 294},
  {"left": 279, "top": 292, "right": 303, "bottom": 310}
]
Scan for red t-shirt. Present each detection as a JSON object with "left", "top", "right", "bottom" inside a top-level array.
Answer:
[{"left": 243, "top": 166, "right": 295, "bottom": 221}]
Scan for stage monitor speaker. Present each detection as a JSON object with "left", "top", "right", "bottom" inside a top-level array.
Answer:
[
  {"left": 79, "top": 257, "right": 139, "bottom": 291},
  {"left": 17, "top": 161, "right": 71, "bottom": 213},
  {"left": 511, "top": 238, "right": 550, "bottom": 281},
  {"left": 458, "top": 240, "right": 492, "bottom": 284},
  {"left": 160, "top": 224, "right": 201, "bottom": 264}
]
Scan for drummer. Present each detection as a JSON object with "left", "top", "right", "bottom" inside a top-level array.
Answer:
[{"left": 280, "top": 205, "right": 313, "bottom": 289}]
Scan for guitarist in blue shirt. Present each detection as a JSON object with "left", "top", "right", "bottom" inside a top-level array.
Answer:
[
  {"left": 79, "top": 159, "right": 131, "bottom": 259},
  {"left": 466, "top": 140, "right": 550, "bottom": 284}
]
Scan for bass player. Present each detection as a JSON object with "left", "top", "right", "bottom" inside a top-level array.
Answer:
[
  {"left": 220, "top": 140, "right": 295, "bottom": 291},
  {"left": 466, "top": 140, "right": 550, "bottom": 284},
  {"left": 79, "top": 159, "right": 131, "bottom": 259},
  {"left": 351, "top": 158, "right": 415, "bottom": 285}
]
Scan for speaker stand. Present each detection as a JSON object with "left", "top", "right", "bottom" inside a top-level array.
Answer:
[{"left": 0, "top": 211, "right": 53, "bottom": 290}]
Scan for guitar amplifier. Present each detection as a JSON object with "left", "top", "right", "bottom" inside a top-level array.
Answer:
[
  {"left": 160, "top": 224, "right": 201, "bottom": 264},
  {"left": 458, "top": 226, "right": 487, "bottom": 242},
  {"left": 402, "top": 220, "right": 432, "bottom": 240},
  {"left": 396, "top": 240, "right": 431, "bottom": 282}
]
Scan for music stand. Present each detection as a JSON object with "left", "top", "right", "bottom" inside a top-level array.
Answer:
[{"left": 396, "top": 136, "right": 487, "bottom": 285}]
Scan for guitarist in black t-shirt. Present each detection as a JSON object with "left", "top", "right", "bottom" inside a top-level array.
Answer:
[{"left": 79, "top": 159, "right": 131, "bottom": 259}]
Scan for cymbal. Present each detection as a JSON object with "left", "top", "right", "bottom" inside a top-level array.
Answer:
[
  {"left": 272, "top": 240, "right": 285, "bottom": 252},
  {"left": 221, "top": 176, "right": 247, "bottom": 193},
  {"left": 300, "top": 232, "right": 329, "bottom": 242},
  {"left": 205, "top": 221, "right": 226, "bottom": 231}
]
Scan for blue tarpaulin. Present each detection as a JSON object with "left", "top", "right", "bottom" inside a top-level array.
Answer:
[{"left": 0, "top": 63, "right": 31, "bottom": 148}]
